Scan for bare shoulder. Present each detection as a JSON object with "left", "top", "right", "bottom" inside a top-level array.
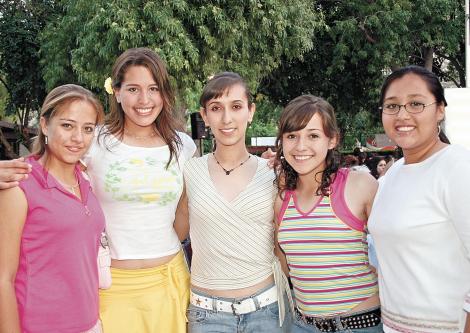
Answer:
[{"left": 347, "top": 169, "right": 377, "bottom": 190}]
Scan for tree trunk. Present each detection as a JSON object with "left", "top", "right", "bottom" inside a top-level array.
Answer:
[
  {"left": 423, "top": 47, "right": 434, "bottom": 71},
  {"left": 0, "top": 128, "right": 18, "bottom": 159}
]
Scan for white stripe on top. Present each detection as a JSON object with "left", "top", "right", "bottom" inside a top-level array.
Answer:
[{"left": 185, "top": 155, "right": 277, "bottom": 290}]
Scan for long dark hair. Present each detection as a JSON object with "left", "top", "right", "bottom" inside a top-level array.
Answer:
[
  {"left": 101, "top": 47, "right": 182, "bottom": 168},
  {"left": 274, "top": 95, "right": 341, "bottom": 196},
  {"left": 379, "top": 65, "right": 450, "bottom": 144}
]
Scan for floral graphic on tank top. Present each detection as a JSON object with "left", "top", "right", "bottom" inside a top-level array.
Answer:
[{"left": 104, "top": 157, "right": 181, "bottom": 205}]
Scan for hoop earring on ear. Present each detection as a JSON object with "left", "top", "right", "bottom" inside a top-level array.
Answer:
[
  {"left": 45, "top": 136, "right": 48, "bottom": 145},
  {"left": 437, "top": 124, "right": 441, "bottom": 135}
]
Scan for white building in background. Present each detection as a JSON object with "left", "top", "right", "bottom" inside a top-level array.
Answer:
[{"left": 444, "top": 88, "right": 470, "bottom": 150}]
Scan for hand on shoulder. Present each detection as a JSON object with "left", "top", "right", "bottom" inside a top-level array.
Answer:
[{"left": 0, "top": 158, "right": 32, "bottom": 189}]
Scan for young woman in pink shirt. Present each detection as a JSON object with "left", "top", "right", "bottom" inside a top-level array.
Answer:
[{"left": 0, "top": 84, "right": 105, "bottom": 333}]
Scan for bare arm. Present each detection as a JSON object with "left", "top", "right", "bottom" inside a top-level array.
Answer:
[
  {"left": 0, "top": 158, "right": 31, "bottom": 190},
  {"left": 0, "top": 187, "right": 27, "bottom": 333},
  {"left": 174, "top": 185, "right": 189, "bottom": 241},
  {"left": 464, "top": 314, "right": 470, "bottom": 333},
  {"left": 274, "top": 194, "right": 289, "bottom": 277}
]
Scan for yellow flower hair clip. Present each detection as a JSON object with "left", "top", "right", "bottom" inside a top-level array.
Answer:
[{"left": 104, "top": 77, "right": 113, "bottom": 95}]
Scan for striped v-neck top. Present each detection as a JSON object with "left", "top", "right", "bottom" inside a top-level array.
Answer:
[
  {"left": 277, "top": 168, "right": 378, "bottom": 316},
  {"left": 184, "top": 154, "right": 277, "bottom": 289}
]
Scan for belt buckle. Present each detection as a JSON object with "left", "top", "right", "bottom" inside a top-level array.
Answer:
[{"left": 316, "top": 318, "right": 336, "bottom": 332}]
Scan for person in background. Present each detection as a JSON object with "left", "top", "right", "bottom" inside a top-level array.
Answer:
[
  {"left": 0, "top": 84, "right": 105, "bottom": 333},
  {"left": 368, "top": 65, "right": 470, "bottom": 333},
  {"left": 366, "top": 156, "right": 387, "bottom": 179},
  {"left": 274, "top": 95, "right": 382, "bottom": 333}
]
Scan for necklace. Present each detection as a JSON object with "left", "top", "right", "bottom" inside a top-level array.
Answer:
[
  {"left": 57, "top": 178, "right": 80, "bottom": 196},
  {"left": 212, "top": 153, "right": 251, "bottom": 175},
  {"left": 124, "top": 129, "right": 158, "bottom": 140}
]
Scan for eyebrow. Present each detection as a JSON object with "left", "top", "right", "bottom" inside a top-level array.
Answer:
[
  {"left": 384, "top": 93, "right": 426, "bottom": 101},
  {"left": 59, "top": 118, "right": 95, "bottom": 125}
]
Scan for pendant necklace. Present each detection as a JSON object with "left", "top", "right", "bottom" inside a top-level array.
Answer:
[{"left": 212, "top": 153, "right": 251, "bottom": 175}]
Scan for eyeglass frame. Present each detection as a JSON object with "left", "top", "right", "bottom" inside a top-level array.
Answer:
[{"left": 379, "top": 101, "right": 438, "bottom": 115}]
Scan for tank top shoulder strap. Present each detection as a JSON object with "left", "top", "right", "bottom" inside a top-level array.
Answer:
[
  {"left": 330, "top": 168, "right": 366, "bottom": 231},
  {"left": 277, "top": 190, "right": 293, "bottom": 225}
]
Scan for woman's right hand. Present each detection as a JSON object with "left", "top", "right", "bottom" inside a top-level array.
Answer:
[{"left": 0, "top": 158, "right": 32, "bottom": 189}]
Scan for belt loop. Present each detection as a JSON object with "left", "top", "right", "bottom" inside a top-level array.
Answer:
[
  {"left": 252, "top": 295, "right": 260, "bottom": 310},
  {"left": 335, "top": 316, "right": 345, "bottom": 331},
  {"left": 212, "top": 297, "right": 218, "bottom": 313}
]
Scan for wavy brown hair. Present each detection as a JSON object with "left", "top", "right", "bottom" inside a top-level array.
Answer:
[
  {"left": 100, "top": 47, "right": 182, "bottom": 168},
  {"left": 274, "top": 95, "right": 341, "bottom": 197},
  {"left": 33, "top": 84, "right": 104, "bottom": 157}
]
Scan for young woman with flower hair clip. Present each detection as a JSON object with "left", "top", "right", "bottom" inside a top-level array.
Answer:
[{"left": 0, "top": 47, "right": 196, "bottom": 333}]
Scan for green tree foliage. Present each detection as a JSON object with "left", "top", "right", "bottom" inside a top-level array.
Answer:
[
  {"left": 260, "top": 0, "right": 465, "bottom": 148},
  {"left": 0, "top": 0, "right": 56, "bottom": 157},
  {"left": 41, "top": 0, "right": 320, "bottom": 103}
]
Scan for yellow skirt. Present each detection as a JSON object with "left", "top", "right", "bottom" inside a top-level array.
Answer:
[{"left": 99, "top": 251, "right": 190, "bottom": 333}]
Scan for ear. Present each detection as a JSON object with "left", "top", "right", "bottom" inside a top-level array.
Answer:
[
  {"left": 436, "top": 102, "right": 445, "bottom": 123},
  {"left": 248, "top": 103, "right": 256, "bottom": 123},
  {"left": 199, "top": 107, "right": 209, "bottom": 127},
  {"left": 40, "top": 116, "right": 48, "bottom": 137},
  {"left": 114, "top": 88, "right": 121, "bottom": 103},
  {"left": 328, "top": 134, "right": 339, "bottom": 150}
]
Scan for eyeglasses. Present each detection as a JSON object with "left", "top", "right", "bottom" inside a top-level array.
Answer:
[{"left": 379, "top": 101, "right": 438, "bottom": 115}]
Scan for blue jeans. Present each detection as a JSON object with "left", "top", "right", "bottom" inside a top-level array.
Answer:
[
  {"left": 187, "top": 286, "right": 291, "bottom": 333},
  {"left": 291, "top": 308, "right": 383, "bottom": 333}
]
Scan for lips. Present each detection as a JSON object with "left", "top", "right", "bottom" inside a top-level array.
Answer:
[
  {"left": 220, "top": 128, "right": 235, "bottom": 134},
  {"left": 396, "top": 125, "right": 415, "bottom": 132},
  {"left": 66, "top": 146, "right": 83, "bottom": 153},
  {"left": 293, "top": 155, "right": 312, "bottom": 161},
  {"left": 135, "top": 107, "right": 153, "bottom": 115}
]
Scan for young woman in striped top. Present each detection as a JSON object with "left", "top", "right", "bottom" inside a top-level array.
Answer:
[
  {"left": 274, "top": 95, "right": 382, "bottom": 332},
  {"left": 177, "top": 72, "right": 292, "bottom": 333}
]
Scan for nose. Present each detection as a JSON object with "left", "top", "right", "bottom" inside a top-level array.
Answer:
[
  {"left": 396, "top": 105, "right": 410, "bottom": 119},
  {"left": 296, "top": 136, "right": 306, "bottom": 150},
  {"left": 221, "top": 109, "right": 232, "bottom": 124},
  {"left": 139, "top": 90, "right": 150, "bottom": 104},
  {"left": 71, "top": 128, "right": 84, "bottom": 143}
]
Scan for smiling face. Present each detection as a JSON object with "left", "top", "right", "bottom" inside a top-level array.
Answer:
[
  {"left": 282, "top": 112, "right": 337, "bottom": 178},
  {"left": 381, "top": 73, "right": 445, "bottom": 159},
  {"left": 40, "top": 100, "right": 98, "bottom": 166},
  {"left": 114, "top": 65, "right": 163, "bottom": 133},
  {"left": 200, "top": 84, "right": 255, "bottom": 149}
]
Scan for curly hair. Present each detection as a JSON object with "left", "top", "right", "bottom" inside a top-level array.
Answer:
[{"left": 274, "top": 95, "right": 341, "bottom": 197}]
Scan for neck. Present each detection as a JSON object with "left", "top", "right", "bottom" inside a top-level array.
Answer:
[
  {"left": 297, "top": 172, "right": 323, "bottom": 196},
  {"left": 38, "top": 153, "right": 77, "bottom": 184},
  {"left": 213, "top": 144, "right": 250, "bottom": 165},
  {"left": 123, "top": 121, "right": 158, "bottom": 137},
  {"left": 403, "top": 137, "right": 446, "bottom": 164}
]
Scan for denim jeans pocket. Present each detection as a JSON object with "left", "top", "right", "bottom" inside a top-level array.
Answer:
[
  {"left": 263, "top": 301, "right": 280, "bottom": 319},
  {"left": 186, "top": 306, "right": 209, "bottom": 323}
]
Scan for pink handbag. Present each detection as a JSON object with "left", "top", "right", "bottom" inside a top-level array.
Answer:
[{"left": 98, "top": 232, "right": 112, "bottom": 289}]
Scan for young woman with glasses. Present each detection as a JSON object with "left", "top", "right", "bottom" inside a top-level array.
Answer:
[{"left": 368, "top": 65, "right": 470, "bottom": 333}]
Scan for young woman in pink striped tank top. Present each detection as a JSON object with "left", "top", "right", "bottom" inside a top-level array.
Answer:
[{"left": 273, "top": 95, "right": 382, "bottom": 333}]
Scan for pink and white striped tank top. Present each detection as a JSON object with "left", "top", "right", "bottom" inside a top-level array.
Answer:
[{"left": 278, "top": 168, "right": 378, "bottom": 316}]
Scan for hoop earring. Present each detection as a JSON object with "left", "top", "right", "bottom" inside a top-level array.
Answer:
[
  {"left": 437, "top": 124, "right": 441, "bottom": 135},
  {"left": 45, "top": 136, "right": 48, "bottom": 145}
]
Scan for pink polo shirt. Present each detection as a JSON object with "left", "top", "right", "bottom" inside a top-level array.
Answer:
[{"left": 15, "top": 156, "right": 105, "bottom": 333}]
